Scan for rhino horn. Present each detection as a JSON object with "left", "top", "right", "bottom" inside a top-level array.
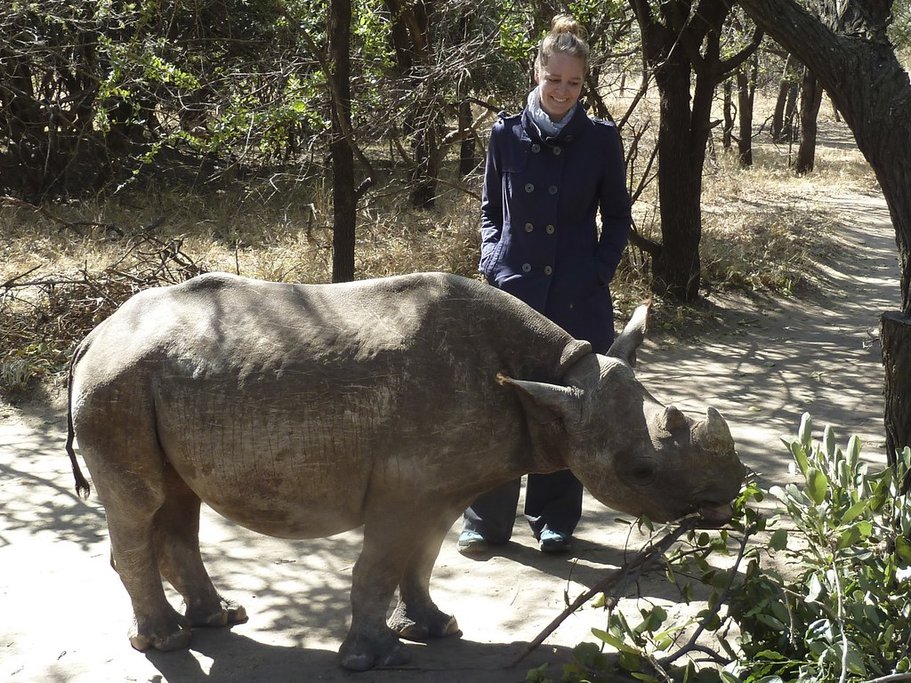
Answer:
[
  {"left": 693, "top": 407, "right": 735, "bottom": 455},
  {"left": 606, "top": 302, "right": 650, "bottom": 367},
  {"left": 496, "top": 372, "right": 582, "bottom": 424},
  {"left": 658, "top": 405, "right": 689, "bottom": 433}
]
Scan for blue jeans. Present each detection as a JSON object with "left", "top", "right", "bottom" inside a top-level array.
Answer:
[{"left": 461, "top": 469, "right": 582, "bottom": 543}]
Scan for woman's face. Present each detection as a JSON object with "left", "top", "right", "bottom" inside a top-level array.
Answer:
[{"left": 535, "top": 51, "right": 585, "bottom": 122}]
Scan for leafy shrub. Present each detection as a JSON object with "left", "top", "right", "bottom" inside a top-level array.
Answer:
[
  {"left": 536, "top": 414, "right": 911, "bottom": 683},
  {"left": 733, "top": 415, "right": 911, "bottom": 682}
]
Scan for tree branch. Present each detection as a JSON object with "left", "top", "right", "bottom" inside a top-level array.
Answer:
[{"left": 511, "top": 516, "right": 699, "bottom": 667}]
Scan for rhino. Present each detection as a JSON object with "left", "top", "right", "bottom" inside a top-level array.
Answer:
[{"left": 65, "top": 271, "right": 745, "bottom": 671}]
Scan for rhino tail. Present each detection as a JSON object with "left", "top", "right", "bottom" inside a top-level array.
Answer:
[{"left": 65, "top": 340, "right": 91, "bottom": 500}]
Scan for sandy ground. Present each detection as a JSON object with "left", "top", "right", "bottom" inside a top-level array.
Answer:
[{"left": 0, "top": 185, "right": 899, "bottom": 681}]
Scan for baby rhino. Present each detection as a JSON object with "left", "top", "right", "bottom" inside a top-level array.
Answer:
[{"left": 65, "top": 272, "right": 745, "bottom": 670}]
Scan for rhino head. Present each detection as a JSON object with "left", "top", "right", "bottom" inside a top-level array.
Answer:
[{"left": 499, "top": 304, "right": 746, "bottom": 525}]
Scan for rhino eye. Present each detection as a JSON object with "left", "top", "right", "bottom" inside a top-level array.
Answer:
[{"left": 629, "top": 460, "right": 656, "bottom": 485}]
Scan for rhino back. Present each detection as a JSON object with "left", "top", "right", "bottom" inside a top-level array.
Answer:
[{"left": 71, "top": 272, "right": 590, "bottom": 537}]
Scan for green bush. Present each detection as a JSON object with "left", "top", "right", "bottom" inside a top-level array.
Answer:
[{"left": 536, "top": 414, "right": 911, "bottom": 683}]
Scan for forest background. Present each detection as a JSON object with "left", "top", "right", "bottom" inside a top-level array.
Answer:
[
  {"left": 3, "top": 1, "right": 911, "bottom": 680},
  {"left": 3, "top": 0, "right": 910, "bottom": 396}
]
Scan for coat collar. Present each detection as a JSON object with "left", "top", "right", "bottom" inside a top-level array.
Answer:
[{"left": 521, "top": 104, "right": 591, "bottom": 146}]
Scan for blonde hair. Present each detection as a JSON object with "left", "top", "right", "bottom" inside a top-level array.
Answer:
[{"left": 535, "top": 14, "right": 590, "bottom": 71}]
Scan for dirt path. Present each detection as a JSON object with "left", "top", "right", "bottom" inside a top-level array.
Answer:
[{"left": 0, "top": 190, "right": 898, "bottom": 682}]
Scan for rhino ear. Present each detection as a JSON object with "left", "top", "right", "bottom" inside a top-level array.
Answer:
[
  {"left": 606, "top": 302, "right": 650, "bottom": 367},
  {"left": 496, "top": 373, "right": 582, "bottom": 424}
]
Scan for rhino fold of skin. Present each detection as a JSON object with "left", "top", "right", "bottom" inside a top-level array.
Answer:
[{"left": 65, "top": 271, "right": 746, "bottom": 671}]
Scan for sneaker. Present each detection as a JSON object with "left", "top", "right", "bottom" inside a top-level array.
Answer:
[
  {"left": 539, "top": 528, "right": 572, "bottom": 553},
  {"left": 457, "top": 530, "right": 489, "bottom": 555}
]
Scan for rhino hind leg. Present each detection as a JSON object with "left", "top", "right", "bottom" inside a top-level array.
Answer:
[
  {"left": 388, "top": 511, "right": 461, "bottom": 642},
  {"left": 153, "top": 466, "right": 248, "bottom": 629},
  {"left": 100, "top": 484, "right": 192, "bottom": 652}
]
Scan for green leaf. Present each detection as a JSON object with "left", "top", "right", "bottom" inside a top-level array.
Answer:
[
  {"left": 770, "top": 528, "right": 789, "bottom": 551},
  {"left": 805, "top": 573, "right": 824, "bottom": 603},
  {"left": 798, "top": 412, "right": 813, "bottom": 449},
  {"left": 591, "top": 628, "right": 639, "bottom": 655},
  {"left": 806, "top": 467, "right": 829, "bottom": 504},
  {"left": 844, "top": 642, "right": 867, "bottom": 675},
  {"left": 823, "top": 424, "right": 836, "bottom": 458},
  {"left": 789, "top": 440, "right": 810, "bottom": 477},
  {"left": 841, "top": 499, "right": 869, "bottom": 523},
  {"left": 837, "top": 526, "right": 859, "bottom": 549},
  {"left": 895, "top": 535, "right": 911, "bottom": 563},
  {"left": 756, "top": 613, "right": 786, "bottom": 631},
  {"left": 754, "top": 649, "right": 787, "bottom": 661},
  {"left": 846, "top": 434, "right": 862, "bottom": 470}
]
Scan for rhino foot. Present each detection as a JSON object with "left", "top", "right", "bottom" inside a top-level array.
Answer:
[
  {"left": 186, "top": 598, "right": 248, "bottom": 628},
  {"left": 129, "top": 612, "right": 192, "bottom": 652},
  {"left": 388, "top": 602, "right": 461, "bottom": 641},
  {"left": 339, "top": 629, "right": 409, "bottom": 671}
]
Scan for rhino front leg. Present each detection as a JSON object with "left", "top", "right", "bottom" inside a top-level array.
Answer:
[
  {"left": 339, "top": 512, "right": 420, "bottom": 671},
  {"left": 388, "top": 510, "right": 461, "bottom": 642},
  {"left": 153, "top": 467, "right": 248, "bottom": 629}
]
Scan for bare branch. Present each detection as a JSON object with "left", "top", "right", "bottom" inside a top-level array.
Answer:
[{"left": 511, "top": 516, "right": 700, "bottom": 667}]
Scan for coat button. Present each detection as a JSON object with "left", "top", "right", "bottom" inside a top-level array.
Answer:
[
  {"left": 553, "top": 146, "right": 562, "bottom": 155},
  {"left": 544, "top": 265, "right": 553, "bottom": 275},
  {"left": 524, "top": 183, "right": 534, "bottom": 193},
  {"left": 524, "top": 222, "right": 534, "bottom": 232},
  {"left": 522, "top": 263, "right": 532, "bottom": 273},
  {"left": 531, "top": 143, "right": 541, "bottom": 153},
  {"left": 545, "top": 224, "right": 555, "bottom": 234},
  {"left": 548, "top": 185, "right": 558, "bottom": 195}
]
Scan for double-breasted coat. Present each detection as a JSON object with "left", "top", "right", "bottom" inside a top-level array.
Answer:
[{"left": 479, "top": 105, "right": 631, "bottom": 352}]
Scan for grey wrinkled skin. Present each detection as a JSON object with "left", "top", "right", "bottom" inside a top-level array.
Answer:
[{"left": 65, "top": 271, "right": 746, "bottom": 671}]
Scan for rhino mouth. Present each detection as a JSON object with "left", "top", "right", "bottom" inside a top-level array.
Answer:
[{"left": 694, "top": 501, "right": 734, "bottom": 528}]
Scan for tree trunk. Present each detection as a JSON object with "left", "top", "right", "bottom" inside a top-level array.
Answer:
[
  {"left": 328, "top": 0, "right": 356, "bottom": 283},
  {"left": 409, "top": 104, "right": 443, "bottom": 208},
  {"left": 882, "top": 312, "right": 911, "bottom": 491},
  {"left": 736, "top": 56, "right": 757, "bottom": 167},
  {"left": 652, "top": 54, "right": 705, "bottom": 300},
  {"left": 794, "top": 66, "right": 823, "bottom": 174},
  {"left": 458, "top": 98, "right": 476, "bottom": 177},
  {"left": 782, "top": 80, "right": 800, "bottom": 142},
  {"left": 738, "top": 0, "right": 911, "bottom": 470},
  {"left": 771, "top": 56, "right": 791, "bottom": 142},
  {"left": 384, "top": 0, "right": 440, "bottom": 209},
  {"left": 722, "top": 79, "right": 734, "bottom": 150},
  {"left": 632, "top": 0, "right": 760, "bottom": 301}
]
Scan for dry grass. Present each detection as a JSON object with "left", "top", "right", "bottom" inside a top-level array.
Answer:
[{"left": 0, "top": 101, "right": 881, "bottom": 397}]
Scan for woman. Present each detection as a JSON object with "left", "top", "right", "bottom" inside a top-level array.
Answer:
[{"left": 458, "top": 14, "right": 632, "bottom": 554}]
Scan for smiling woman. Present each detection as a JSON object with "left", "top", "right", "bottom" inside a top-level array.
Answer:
[
  {"left": 458, "top": 13, "right": 632, "bottom": 556},
  {"left": 532, "top": 17, "right": 588, "bottom": 123}
]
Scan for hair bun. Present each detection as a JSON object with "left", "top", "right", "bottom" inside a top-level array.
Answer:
[{"left": 550, "top": 14, "right": 587, "bottom": 41}]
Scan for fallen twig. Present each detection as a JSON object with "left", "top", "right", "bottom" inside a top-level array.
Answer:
[{"left": 511, "top": 516, "right": 700, "bottom": 667}]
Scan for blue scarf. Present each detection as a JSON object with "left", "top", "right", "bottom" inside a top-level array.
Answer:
[{"left": 526, "top": 86, "right": 577, "bottom": 139}]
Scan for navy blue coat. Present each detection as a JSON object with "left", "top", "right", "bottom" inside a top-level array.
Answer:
[{"left": 479, "top": 106, "right": 631, "bottom": 353}]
